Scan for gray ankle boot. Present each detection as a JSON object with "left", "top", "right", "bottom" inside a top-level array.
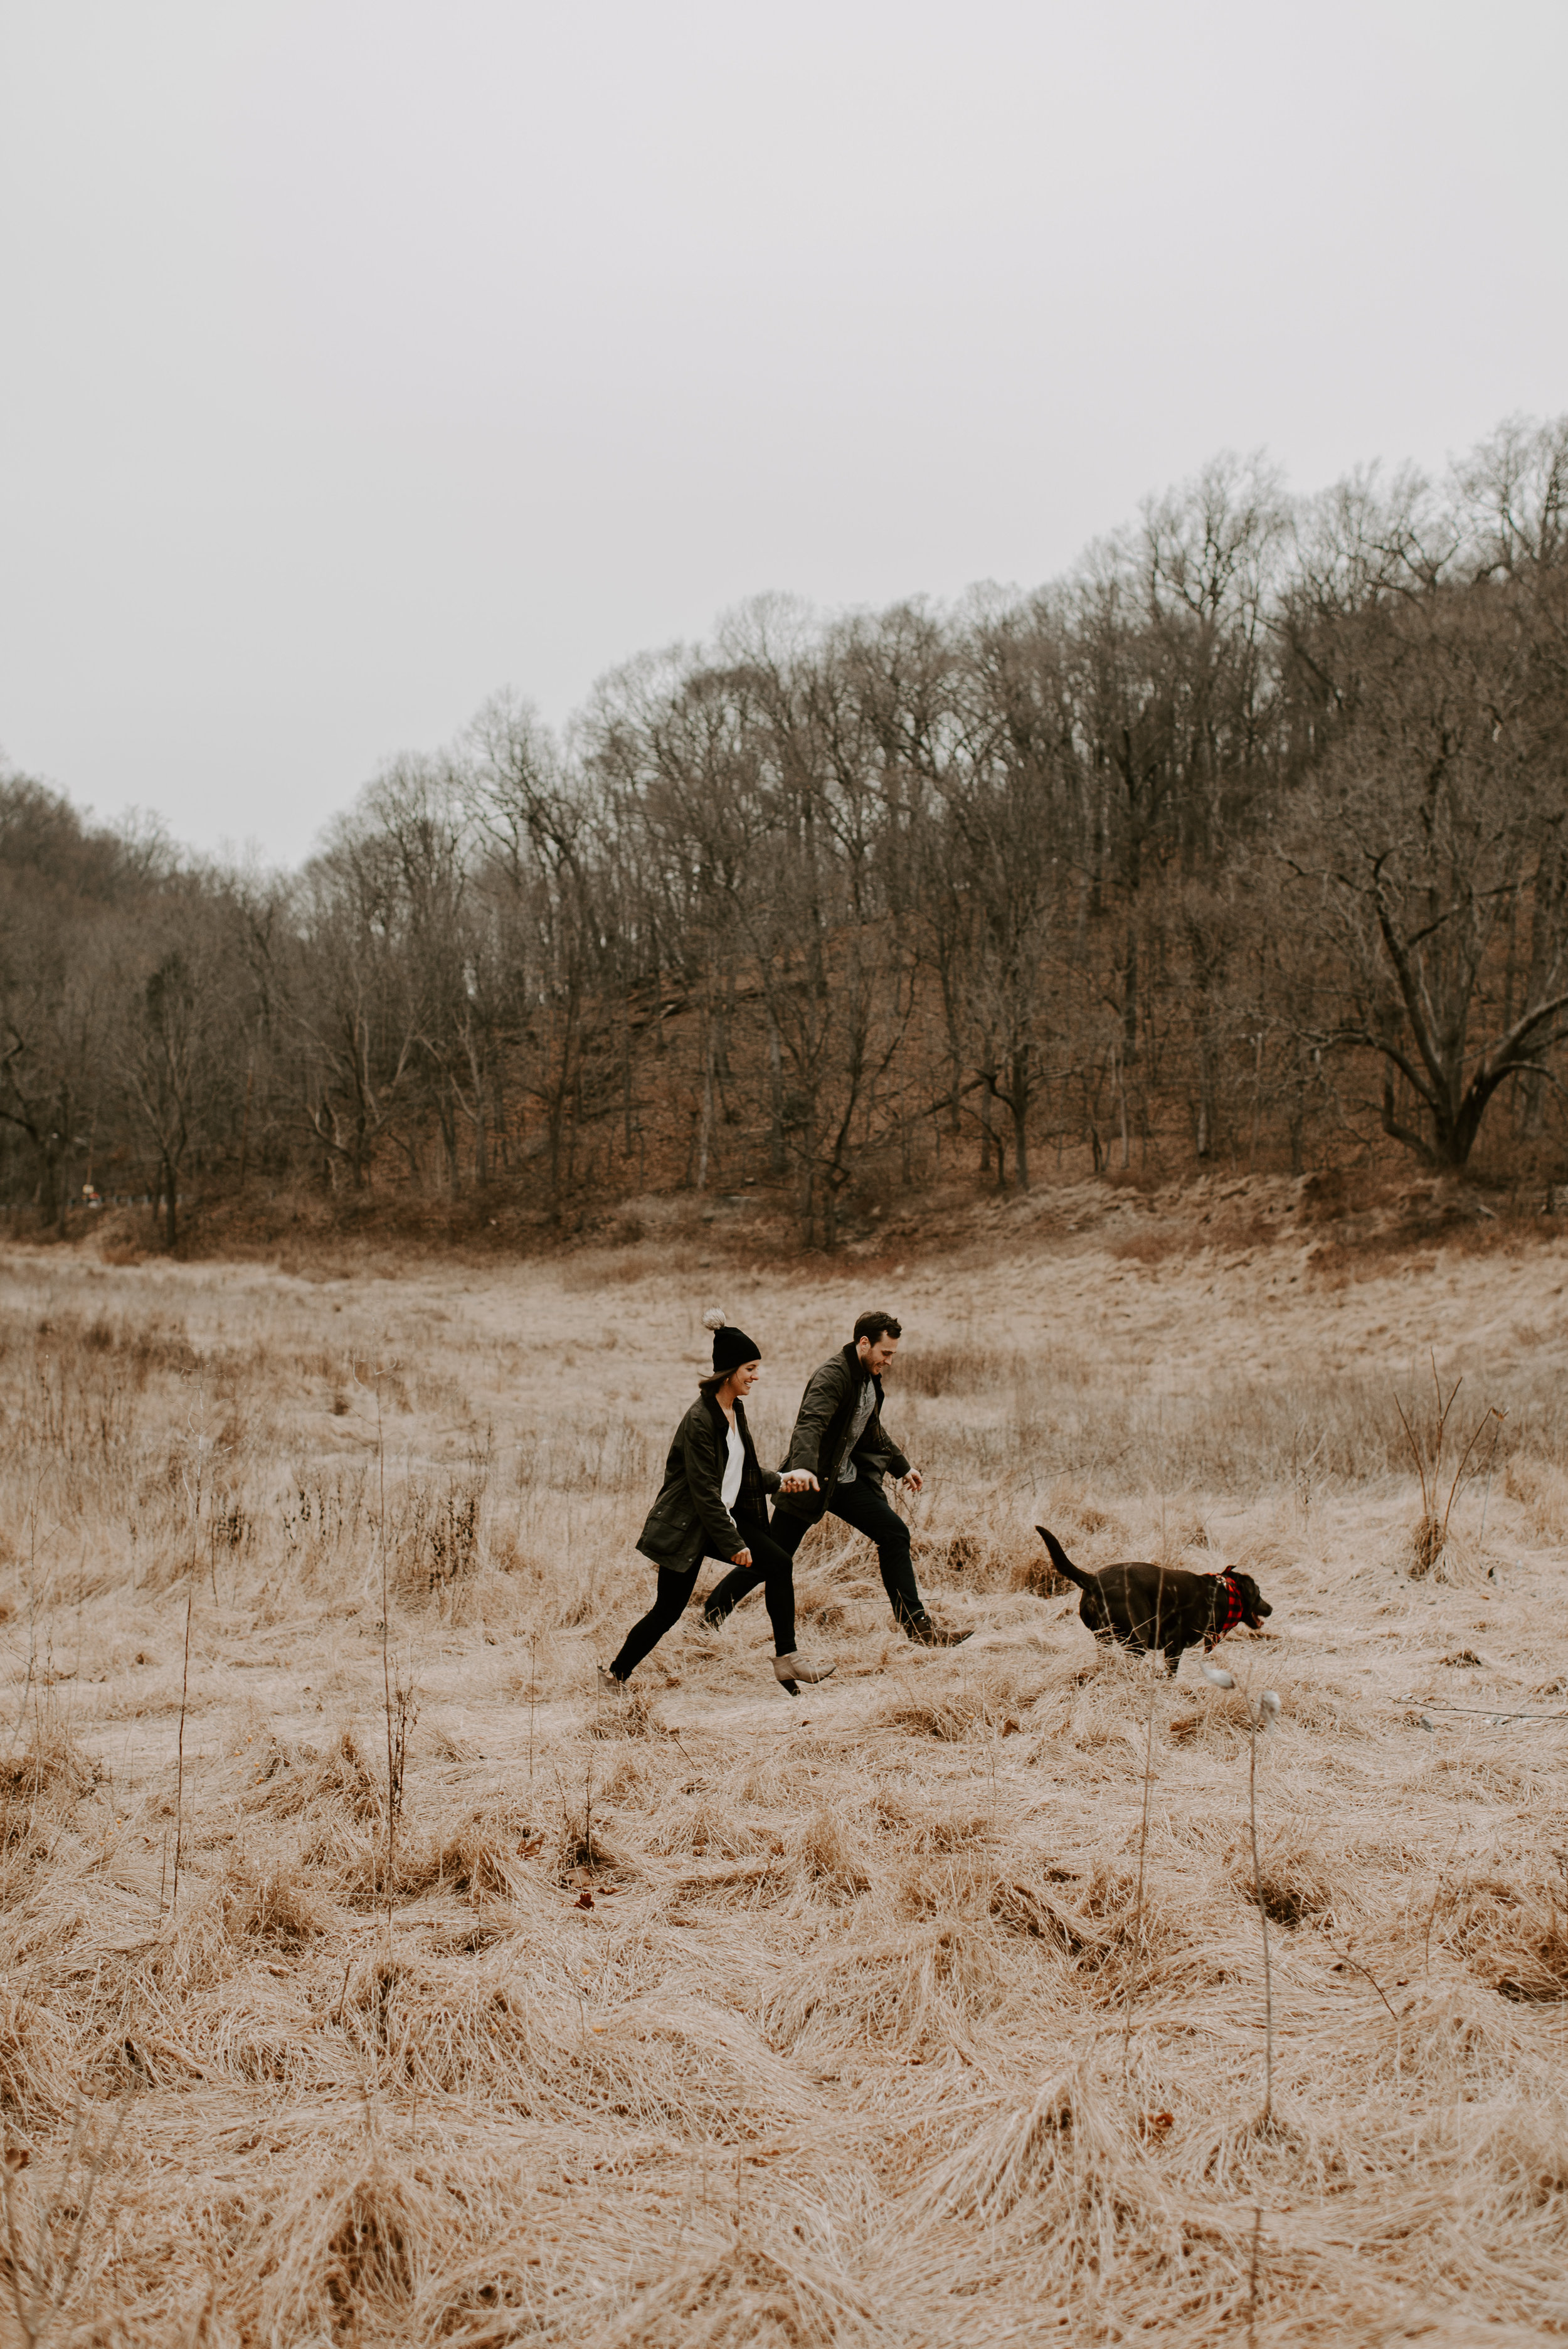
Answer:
[{"left": 773, "top": 1653, "right": 836, "bottom": 1695}]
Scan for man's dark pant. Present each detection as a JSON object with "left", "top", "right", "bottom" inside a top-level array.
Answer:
[{"left": 705, "top": 1476, "right": 923, "bottom": 1629}]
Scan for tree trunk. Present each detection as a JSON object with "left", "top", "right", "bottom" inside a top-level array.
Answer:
[
  {"left": 766, "top": 1009, "right": 786, "bottom": 1175},
  {"left": 1123, "top": 920, "right": 1139, "bottom": 1058},
  {"left": 1005, "top": 1061, "right": 1031, "bottom": 1192},
  {"left": 695, "top": 1022, "right": 716, "bottom": 1192},
  {"left": 36, "top": 1138, "right": 63, "bottom": 1232},
  {"left": 237, "top": 1059, "right": 255, "bottom": 1188}
]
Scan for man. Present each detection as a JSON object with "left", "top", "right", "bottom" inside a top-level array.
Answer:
[{"left": 704, "top": 1308, "right": 970, "bottom": 1647}]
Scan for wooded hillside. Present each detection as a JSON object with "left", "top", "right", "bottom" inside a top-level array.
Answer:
[{"left": 6, "top": 415, "right": 1567, "bottom": 1246}]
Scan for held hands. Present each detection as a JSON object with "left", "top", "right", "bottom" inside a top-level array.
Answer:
[{"left": 777, "top": 1471, "right": 820, "bottom": 1493}]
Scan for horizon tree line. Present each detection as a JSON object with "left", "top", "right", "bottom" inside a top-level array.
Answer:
[{"left": 4, "top": 412, "right": 1567, "bottom": 1248}]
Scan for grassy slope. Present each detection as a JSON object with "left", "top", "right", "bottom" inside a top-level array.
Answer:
[{"left": 1, "top": 1179, "right": 1566, "bottom": 2345}]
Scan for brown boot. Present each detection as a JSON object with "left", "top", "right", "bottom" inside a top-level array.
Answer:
[{"left": 903, "top": 1612, "right": 972, "bottom": 1648}]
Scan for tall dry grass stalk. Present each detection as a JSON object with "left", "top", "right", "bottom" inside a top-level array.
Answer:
[
  {"left": 1245, "top": 1690, "right": 1278, "bottom": 2127},
  {"left": 1395, "top": 1356, "right": 1503, "bottom": 1577},
  {"left": 1, "top": 2096, "right": 133, "bottom": 2347},
  {"left": 169, "top": 1577, "right": 194, "bottom": 1915},
  {"left": 0, "top": 1229, "right": 1566, "bottom": 2341},
  {"left": 1121, "top": 1635, "right": 1163, "bottom": 2079}
]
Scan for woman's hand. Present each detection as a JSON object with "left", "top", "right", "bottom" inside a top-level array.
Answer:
[{"left": 731, "top": 1547, "right": 753, "bottom": 1568}]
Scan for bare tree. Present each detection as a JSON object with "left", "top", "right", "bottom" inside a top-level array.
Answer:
[
  {"left": 119, "top": 918, "right": 232, "bottom": 1246},
  {"left": 1284, "top": 548, "right": 1568, "bottom": 1166},
  {"left": 462, "top": 692, "right": 615, "bottom": 1219},
  {"left": 292, "top": 825, "right": 423, "bottom": 1190},
  {"left": 0, "top": 926, "right": 107, "bottom": 1229}
]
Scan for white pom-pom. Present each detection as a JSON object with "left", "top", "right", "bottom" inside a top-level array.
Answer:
[
  {"left": 1260, "top": 1689, "right": 1281, "bottom": 1719},
  {"left": 1201, "top": 1662, "right": 1236, "bottom": 1689},
  {"left": 702, "top": 1307, "right": 728, "bottom": 1332}
]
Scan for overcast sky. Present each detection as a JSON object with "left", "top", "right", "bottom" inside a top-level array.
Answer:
[{"left": 3, "top": 0, "right": 1565, "bottom": 869}]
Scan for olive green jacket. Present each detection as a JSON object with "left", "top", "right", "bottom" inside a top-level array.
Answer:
[
  {"left": 635, "top": 1392, "right": 780, "bottom": 1574},
  {"left": 772, "top": 1345, "right": 911, "bottom": 1525}
]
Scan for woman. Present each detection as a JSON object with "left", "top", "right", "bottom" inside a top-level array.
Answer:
[{"left": 602, "top": 1310, "right": 835, "bottom": 1694}]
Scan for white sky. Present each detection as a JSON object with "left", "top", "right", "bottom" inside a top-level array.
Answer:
[{"left": 3, "top": 0, "right": 1565, "bottom": 868}]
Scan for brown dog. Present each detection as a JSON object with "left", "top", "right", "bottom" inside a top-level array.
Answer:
[{"left": 1036, "top": 1526, "right": 1271, "bottom": 1676}]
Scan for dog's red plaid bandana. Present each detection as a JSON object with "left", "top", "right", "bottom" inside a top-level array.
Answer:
[{"left": 1205, "top": 1574, "right": 1245, "bottom": 1648}]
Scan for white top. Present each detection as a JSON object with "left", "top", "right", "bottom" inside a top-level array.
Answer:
[{"left": 721, "top": 1417, "right": 744, "bottom": 1510}]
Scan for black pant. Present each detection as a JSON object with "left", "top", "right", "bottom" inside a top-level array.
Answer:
[
  {"left": 610, "top": 1510, "right": 797, "bottom": 1680},
  {"left": 706, "top": 1476, "right": 923, "bottom": 1628}
]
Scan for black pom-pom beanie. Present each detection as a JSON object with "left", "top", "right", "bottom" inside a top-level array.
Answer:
[{"left": 704, "top": 1310, "right": 761, "bottom": 1376}]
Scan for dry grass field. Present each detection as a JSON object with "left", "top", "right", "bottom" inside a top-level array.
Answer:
[{"left": 2, "top": 1176, "right": 1567, "bottom": 2346}]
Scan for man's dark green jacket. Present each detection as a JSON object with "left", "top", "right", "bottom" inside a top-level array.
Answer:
[
  {"left": 773, "top": 1344, "right": 911, "bottom": 1525},
  {"left": 636, "top": 1391, "right": 780, "bottom": 1574}
]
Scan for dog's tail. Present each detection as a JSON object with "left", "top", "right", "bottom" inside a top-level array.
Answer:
[{"left": 1036, "top": 1526, "right": 1092, "bottom": 1590}]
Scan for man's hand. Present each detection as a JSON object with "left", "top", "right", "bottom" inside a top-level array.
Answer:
[
  {"left": 731, "top": 1547, "right": 753, "bottom": 1569},
  {"left": 901, "top": 1469, "right": 924, "bottom": 1494},
  {"left": 778, "top": 1471, "right": 820, "bottom": 1493}
]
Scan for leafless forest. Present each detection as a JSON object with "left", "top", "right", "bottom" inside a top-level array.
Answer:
[{"left": 5, "top": 416, "right": 1568, "bottom": 1249}]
